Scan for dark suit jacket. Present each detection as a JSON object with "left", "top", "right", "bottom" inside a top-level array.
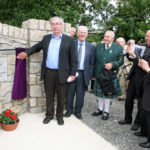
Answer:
[
  {"left": 75, "top": 40, "right": 95, "bottom": 87},
  {"left": 26, "top": 34, "right": 77, "bottom": 84},
  {"left": 142, "top": 73, "right": 150, "bottom": 111},
  {"left": 127, "top": 45, "right": 150, "bottom": 96}
]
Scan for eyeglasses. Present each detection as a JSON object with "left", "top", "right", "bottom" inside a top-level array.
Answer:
[
  {"left": 51, "top": 23, "right": 62, "bottom": 26},
  {"left": 78, "top": 32, "right": 87, "bottom": 35}
]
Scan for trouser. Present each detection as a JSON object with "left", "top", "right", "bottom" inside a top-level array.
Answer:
[
  {"left": 146, "top": 111, "right": 150, "bottom": 141},
  {"left": 44, "top": 69, "right": 68, "bottom": 119},
  {"left": 90, "top": 79, "right": 94, "bottom": 90},
  {"left": 66, "top": 71, "right": 87, "bottom": 114},
  {"left": 140, "top": 110, "right": 150, "bottom": 140},
  {"left": 124, "top": 78, "right": 141, "bottom": 125}
]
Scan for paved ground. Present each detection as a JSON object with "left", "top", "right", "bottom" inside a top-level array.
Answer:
[
  {"left": 82, "top": 91, "right": 148, "bottom": 150},
  {"left": 0, "top": 112, "right": 117, "bottom": 150},
  {"left": 0, "top": 90, "right": 148, "bottom": 150}
]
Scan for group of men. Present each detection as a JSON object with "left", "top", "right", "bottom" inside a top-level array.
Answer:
[
  {"left": 17, "top": 16, "right": 150, "bottom": 148},
  {"left": 17, "top": 16, "right": 95, "bottom": 125},
  {"left": 116, "top": 31, "right": 150, "bottom": 148}
]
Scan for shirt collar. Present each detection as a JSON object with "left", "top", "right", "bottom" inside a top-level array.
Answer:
[
  {"left": 105, "top": 43, "right": 112, "bottom": 49},
  {"left": 52, "top": 34, "right": 62, "bottom": 39},
  {"left": 78, "top": 39, "right": 85, "bottom": 46}
]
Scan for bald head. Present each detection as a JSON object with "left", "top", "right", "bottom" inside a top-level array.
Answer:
[{"left": 145, "top": 30, "right": 150, "bottom": 46}]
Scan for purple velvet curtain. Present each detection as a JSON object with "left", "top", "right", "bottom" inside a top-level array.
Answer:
[{"left": 12, "top": 48, "right": 27, "bottom": 100}]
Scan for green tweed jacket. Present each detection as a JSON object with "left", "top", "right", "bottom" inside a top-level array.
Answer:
[{"left": 93, "top": 42, "right": 124, "bottom": 78}]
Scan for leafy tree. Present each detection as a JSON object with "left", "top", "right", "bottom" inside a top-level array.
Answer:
[
  {"left": 87, "top": 32, "right": 103, "bottom": 44},
  {"left": 89, "top": 0, "right": 116, "bottom": 30},
  {"left": 106, "top": 0, "right": 150, "bottom": 42},
  {"left": 0, "top": 0, "right": 94, "bottom": 27},
  {"left": 1, "top": 0, "right": 150, "bottom": 43}
]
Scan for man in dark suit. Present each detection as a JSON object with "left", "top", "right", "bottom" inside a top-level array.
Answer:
[
  {"left": 17, "top": 16, "right": 77, "bottom": 125},
  {"left": 138, "top": 58, "right": 150, "bottom": 148},
  {"left": 65, "top": 26, "right": 95, "bottom": 119},
  {"left": 118, "top": 30, "right": 150, "bottom": 131}
]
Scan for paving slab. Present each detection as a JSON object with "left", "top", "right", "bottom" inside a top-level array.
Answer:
[{"left": 0, "top": 112, "right": 117, "bottom": 150}]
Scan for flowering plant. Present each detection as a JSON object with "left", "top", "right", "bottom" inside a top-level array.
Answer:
[{"left": 0, "top": 109, "right": 19, "bottom": 125}]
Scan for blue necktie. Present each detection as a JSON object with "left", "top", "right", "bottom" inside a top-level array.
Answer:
[{"left": 78, "top": 43, "right": 83, "bottom": 69}]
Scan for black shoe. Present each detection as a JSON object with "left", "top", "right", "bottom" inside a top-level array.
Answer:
[
  {"left": 102, "top": 112, "right": 109, "bottom": 120},
  {"left": 91, "top": 109, "right": 103, "bottom": 116},
  {"left": 139, "top": 141, "right": 150, "bottom": 148},
  {"left": 134, "top": 131, "right": 146, "bottom": 137},
  {"left": 118, "top": 120, "right": 132, "bottom": 125},
  {"left": 131, "top": 124, "right": 140, "bottom": 131},
  {"left": 117, "top": 98, "right": 124, "bottom": 101},
  {"left": 43, "top": 117, "right": 53, "bottom": 124},
  {"left": 75, "top": 113, "right": 82, "bottom": 119},
  {"left": 57, "top": 118, "right": 64, "bottom": 125},
  {"left": 64, "top": 111, "right": 72, "bottom": 118}
]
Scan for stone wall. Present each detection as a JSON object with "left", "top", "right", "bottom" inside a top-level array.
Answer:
[{"left": 0, "top": 19, "right": 71, "bottom": 114}]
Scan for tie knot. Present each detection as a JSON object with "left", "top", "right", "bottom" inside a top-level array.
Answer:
[{"left": 106, "top": 45, "right": 109, "bottom": 50}]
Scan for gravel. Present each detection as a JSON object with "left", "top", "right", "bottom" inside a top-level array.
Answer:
[{"left": 81, "top": 90, "right": 148, "bottom": 150}]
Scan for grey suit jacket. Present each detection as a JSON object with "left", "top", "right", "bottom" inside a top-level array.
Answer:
[{"left": 75, "top": 40, "right": 95, "bottom": 86}]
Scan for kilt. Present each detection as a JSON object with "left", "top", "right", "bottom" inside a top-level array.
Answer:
[{"left": 94, "top": 77, "right": 122, "bottom": 99}]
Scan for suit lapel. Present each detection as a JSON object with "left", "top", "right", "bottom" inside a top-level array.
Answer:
[
  {"left": 75, "top": 40, "right": 78, "bottom": 59},
  {"left": 45, "top": 34, "right": 52, "bottom": 53},
  {"left": 143, "top": 46, "right": 150, "bottom": 58},
  {"left": 110, "top": 42, "right": 114, "bottom": 50},
  {"left": 84, "top": 41, "right": 88, "bottom": 64},
  {"left": 59, "top": 34, "right": 65, "bottom": 55}
]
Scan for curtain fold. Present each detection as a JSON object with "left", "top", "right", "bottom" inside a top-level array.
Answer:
[{"left": 12, "top": 48, "right": 27, "bottom": 100}]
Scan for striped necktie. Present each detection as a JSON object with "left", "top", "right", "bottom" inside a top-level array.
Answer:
[{"left": 78, "top": 43, "right": 83, "bottom": 69}]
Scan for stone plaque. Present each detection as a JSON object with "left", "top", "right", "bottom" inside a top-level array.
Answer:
[{"left": 0, "top": 57, "right": 7, "bottom": 81}]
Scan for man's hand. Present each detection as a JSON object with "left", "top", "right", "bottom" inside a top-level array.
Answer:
[
  {"left": 67, "top": 75, "right": 76, "bottom": 82},
  {"left": 138, "top": 59, "right": 150, "bottom": 72},
  {"left": 17, "top": 52, "right": 27, "bottom": 60},
  {"left": 105, "top": 63, "right": 112, "bottom": 70},
  {"left": 126, "top": 45, "right": 136, "bottom": 58},
  {"left": 91, "top": 77, "right": 95, "bottom": 80}
]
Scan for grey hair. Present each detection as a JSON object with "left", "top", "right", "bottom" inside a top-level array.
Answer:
[
  {"left": 127, "top": 39, "right": 135, "bottom": 45},
  {"left": 77, "top": 26, "right": 88, "bottom": 33},
  {"left": 49, "top": 16, "right": 64, "bottom": 25},
  {"left": 116, "top": 37, "right": 125, "bottom": 43},
  {"left": 106, "top": 30, "right": 115, "bottom": 38}
]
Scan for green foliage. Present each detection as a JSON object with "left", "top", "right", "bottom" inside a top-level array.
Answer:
[
  {"left": 0, "top": 109, "right": 18, "bottom": 125},
  {"left": 87, "top": 33, "right": 103, "bottom": 44},
  {"left": 106, "top": 0, "right": 150, "bottom": 42},
  {"left": 0, "top": 0, "right": 92, "bottom": 27},
  {"left": 0, "top": 0, "right": 150, "bottom": 43}
]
